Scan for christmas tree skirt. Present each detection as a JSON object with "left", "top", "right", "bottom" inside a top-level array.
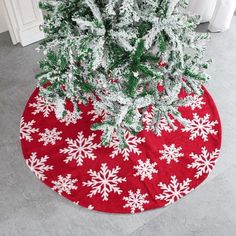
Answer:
[{"left": 20, "top": 87, "right": 222, "bottom": 214}]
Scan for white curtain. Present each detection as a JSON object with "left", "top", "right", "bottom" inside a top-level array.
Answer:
[{"left": 188, "top": 0, "right": 236, "bottom": 32}]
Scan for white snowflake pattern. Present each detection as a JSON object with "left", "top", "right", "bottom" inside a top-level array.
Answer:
[
  {"left": 83, "top": 163, "right": 126, "bottom": 201},
  {"left": 155, "top": 176, "right": 192, "bottom": 205},
  {"left": 143, "top": 111, "right": 174, "bottom": 136},
  {"left": 88, "top": 205, "right": 94, "bottom": 210},
  {"left": 26, "top": 152, "right": 53, "bottom": 181},
  {"left": 52, "top": 174, "right": 78, "bottom": 195},
  {"left": 159, "top": 144, "right": 184, "bottom": 164},
  {"left": 88, "top": 108, "right": 108, "bottom": 121},
  {"left": 29, "top": 95, "right": 56, "bottom": 117},
  {"left": 20, "top": 117, "right": 39, "bottom": 142},
  {"left": 59, "top": 110, "right": 82, "bottom": 126},
  {"left": 133, "top": 159, "right": 158, "bottom": 181},
  {"left": 182, "top": 113, "right": 218, "bottom": 142},
  {"left": 188, "top": 147, "right": 220, "bottom": 178},
  {"left": 123, "top": 189, "right": 149, "bottom": 214},
  {"left": 109, "top": 131, "right": 145, "bottom": 161},
  {"left": 185, "top": 95, "right": 205, "bottom": 110},
  {"left": 60, "top": 131, "right": 101, "bottom": 166},
  {"left": 38, "top": 128, "right": 62, "bottom": 146}
]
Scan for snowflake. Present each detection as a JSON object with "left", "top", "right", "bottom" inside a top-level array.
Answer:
[
  {"left": 83, "top": 163, "right": 126, "bottom": 201},
  {"left": 159, "top": 144, "right": 184, "bottom": 164},
  {"left": 26, "top": 152, "right": 53, "bottom": 181},
  {"left": 88, "top": 205, "right": 94, "bottom": 210},
  {"left": 188, "top": 147, "right": 220, "bottom": 178},
  {"left": 29, "top": 95, "right": 56, "bottom": 117},
  {"left": 143, "top": 112, "right": 174, "bottom": 136},
  {"left": 185, "top": 95, "right": 205, "bottom": 110},
  {"left": 123, "top": 189, "right": 149, "bottom": 214},
  {"left": 155, "top": 176, "right": 192, "bottom": 205},
  {"left": 60, "top": 132, "right": 101, "bottom": 166},
  {"left": 182, "top": 113, "right": 218, "bottom": 142},
  {"left": 38, "top": 128, "right": 62, "bottom": 146},
  {"left": 52, "top": 174, "right": 78, "bottom": 195},
  {"left": 109, "top": 131, "right": 145, "bottom": 161},
  {"left": 133, "top": 159, "right": 158, "bottom": 181},
  {"left": 20, "top": 117, "right": 39, "bottom": 142},
  {"left": 59, "top": 111, "right": 82, "bottom": 126},
  {"left": 88, "top": 108, "right": 108, "bottom": 121}
]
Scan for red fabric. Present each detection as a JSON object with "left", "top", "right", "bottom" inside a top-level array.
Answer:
[{"left": 20, "top": 87, "right": 222, "bottom": 214}]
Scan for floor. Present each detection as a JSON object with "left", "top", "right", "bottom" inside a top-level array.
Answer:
[{"left": 0, "top": 19, "right": 236, "bottom": 236}]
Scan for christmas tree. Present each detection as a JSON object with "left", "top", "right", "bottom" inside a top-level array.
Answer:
[{"left": 37, "top": 0, "right": 211, "bottom": 147}]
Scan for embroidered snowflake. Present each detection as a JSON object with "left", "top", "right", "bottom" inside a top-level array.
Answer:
[
  {"left": 20, "top": 117, "right": 39, "bottom": 142},
  {"left": 83, "top": 163, "right": 126, "bottom": 201},
  {"left": 143, "top": 111, "right": 174, "bottom": 136},
  {"left": 59, "top": 110, "right": 82, "bottom": 126},
  {"left": 29, "top": 95, "right": 56, "bottom": 117},
  {"left": 88, "top": 108, "right": 108, "bottom": 121},
  {"left": 109, "top": 131, "right": 145, "bottom": 161},
  {"left": 188, "top": 147, "right": 220, "bottom": 178},
  {"left": 123, "top": 189, "right": 149, "bottom": 214},
  {"left": 185, "top": 95, "right": 205, "bottom": 110},
  {"left": 159, "top": 144, "right": 184, "bottom": 164},
  {"left": 155, "top": 176, "right": 192, "bottom": 205},
  {"left": 38, "top": 128, "right": 62, "bottom": 146},
  {"left": 60, "top": 131, "right": 101, "bottom": 166},
  {"left": 26, "top": 152, "right": 53, "bottom": 181},
  {"left": 52, "top": 174, "right": 78, "bottom": 195},
  {"left": 182, "top": 113, "right": 218, "bottom": 142},
  {"left": 133, "top": 159, "right": 158, "bottom": 181},
  {"left": 88, "top": 205, "right": 94, "bottom": 210}
]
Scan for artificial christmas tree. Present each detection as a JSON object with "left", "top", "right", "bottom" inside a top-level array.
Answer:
[
  {"left": 36, "top": 0, "right": 211, "bottom": 146},
  {"left": 20, "top": 0, "right": 222, "bottom": 213}
]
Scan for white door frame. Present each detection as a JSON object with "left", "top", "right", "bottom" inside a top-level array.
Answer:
[{"left": 2, "top": 0, "right": 44, "bottom": 46}]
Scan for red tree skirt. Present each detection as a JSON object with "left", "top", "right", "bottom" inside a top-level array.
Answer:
[{"left": 20, "top": 88, "right": 222, "bottom": 214}]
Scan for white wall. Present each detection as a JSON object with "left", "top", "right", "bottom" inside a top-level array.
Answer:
[{"left": 0, "top": 0, "right": 8, "bottom": 33}]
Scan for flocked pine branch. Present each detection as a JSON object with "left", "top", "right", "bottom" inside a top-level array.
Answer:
[{"left": 36, "top": 0, "right": 211, "bottom": 147}]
